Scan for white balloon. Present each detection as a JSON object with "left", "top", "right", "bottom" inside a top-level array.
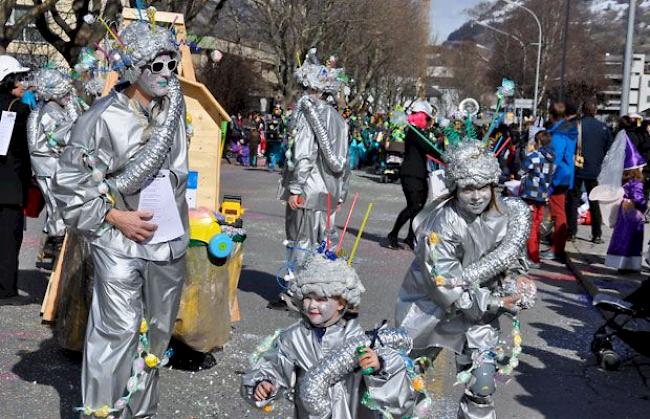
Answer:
[{"left": 210, "top": 50, "right": 223, "bottom": 63}]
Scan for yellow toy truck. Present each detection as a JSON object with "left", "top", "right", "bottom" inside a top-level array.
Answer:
[{"left": 219, "top": 195, "right": 245, "bottom": 228}]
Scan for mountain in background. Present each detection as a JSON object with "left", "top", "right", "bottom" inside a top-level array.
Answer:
[{"left": 447, "top": 0, "right": 650, "bottom": 54}]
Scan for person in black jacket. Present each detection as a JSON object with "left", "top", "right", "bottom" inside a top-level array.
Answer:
[
  {"left": 567, "top": 102, "right": 613, "bottom": 243},
  {"left": 386, "top": 101, "right": 439, "bottom": 250},
  {"left": 0, "top": 55, "right": 31, "bottom": 298}
]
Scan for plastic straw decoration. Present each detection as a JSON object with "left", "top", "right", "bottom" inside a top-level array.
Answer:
[
  {"left": 135, "top": 0, "right": 144, "bottom": 21},
  {"left": 326, "top": 193, "right": 331, "bottom": 250},
  {"left": 492, "top": 133, "right": 504, "bottom": 153},
  {"left": 336, "top": 192, "right": 359, "bottom": 254},
  {"left": 348, "top": 203, "right": 373, "bottom": 266},
  {"left": 494, "top": 137, "right": 512, "bottom": 157},
  {"left": 169, "top": 16, "right": 178, "bottom": 30},
  {"left": 426, "top": 155, "right": 447, "bottom": 167},
  {"left": 99, "top": 19, "right": 124, "bottom": 47}
]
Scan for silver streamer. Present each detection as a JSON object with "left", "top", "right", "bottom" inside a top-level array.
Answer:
[
  {"left": 109, "top": 76, "right": 183, "bottom": 195},
  {"left": 461, "top": 197, "right": 531, "bottom": 287},
  {"left": 300, "top": 327, "right": 413, "bottom": 416},
  {"left": 63, "top": 91, "right": 82, "bottom": 122},
  {"left": 443, "top": 140, "right": 501, "bottom": 192},
  {"left": 298, "top": 95, "right": 346, "bottom": 174}
]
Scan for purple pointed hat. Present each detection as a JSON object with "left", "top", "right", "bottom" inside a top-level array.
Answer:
[{"left": 625, "top": 134, "right": 646, "bottom": 170}]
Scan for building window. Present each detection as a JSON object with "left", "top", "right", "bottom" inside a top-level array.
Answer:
[{"left": 5, "top": 7, "right": 46, "bottom": 44}]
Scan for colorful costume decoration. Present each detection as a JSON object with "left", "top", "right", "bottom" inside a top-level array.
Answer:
[
  {"left": 242, "top": 254, "right": 419, "bottom": 418},
  {"left": 26, "top": 68, "right": 85, "bottom": 241},
  {"left": 603, "top": 131, "right": 647, "bottom": 271},
  {"left": 279, "top": 49, "right": 350, "bottom": 264},
  {"left": 395, "top": 138, "right": 533, "bottom": 419},
  {"left": 52, "top": 20, "right": 189, "bottom": 418}
]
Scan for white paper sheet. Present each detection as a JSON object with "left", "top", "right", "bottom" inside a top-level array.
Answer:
[
  {"left": 0, "top": 111, "right": 17, "bottom": 156},
  {"left": 138, "top": 170, "right": 185, "bottom": 244}
]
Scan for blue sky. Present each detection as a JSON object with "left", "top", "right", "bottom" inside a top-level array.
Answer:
[{"left": 430, "top": 0, "right": 484, "bottom": 42}]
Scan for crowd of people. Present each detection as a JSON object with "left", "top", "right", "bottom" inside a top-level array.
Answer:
[{"left": 0, "top": 10, "right": 649, "bottom": 419}]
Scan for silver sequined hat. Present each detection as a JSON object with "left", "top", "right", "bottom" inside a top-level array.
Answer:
[
  {"left": 31, "top": 68, "right": 73, "bottom": 102},
  {"left": 443, "top": 140, "right": 500, "bottom": 192},
  {"left": 111, "top": 21, "right": 179, "bottom": 83},
  {"left": 289, "top": 254, "right": 365, "bottom": 309},
  {"left": 294, "top": 48, "right": 345, "bottom": 94}
]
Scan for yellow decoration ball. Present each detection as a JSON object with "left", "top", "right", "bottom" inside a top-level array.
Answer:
[
  {"left": 411, "top": 376, "right": 425, "bottom": 392},
  {"left": 144, "top": 353, "right": 160, "bottom": 368},
  {"left": 186, "top": 113, "right": 193, "bottom": 124},
  {"left": 139, "top": 319, "right": 148, "bottom": 334},
  {"left": 513, "top": 334, "right": 522, "bottom": 347},
  {"left": 435, "top": 276, "right": 446, "bottom": 286},
  {"left": 94, "top": 405, "right": 111, "bottom": 418},
  {"left": 428, "top": 232, "right": 440, "bottom": 245},
  {"left": 262, "top": 404, "right": 274, "bottom": 413}
]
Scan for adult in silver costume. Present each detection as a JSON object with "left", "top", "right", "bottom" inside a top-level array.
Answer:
[
  {"left": 395, "top": 140, "right": 534, "bottom": 419},
  {"left": 27, "top": 68, "right": 84, "bottom": 261},
  {"left": 279, "top": 49, "right": 350, "bottom": 264},
  {"left": 52, "top": 21, "right": 188, "bottom": 418},
  {"left": 242, "top": 254, "right": 417, "bottom": 418}
]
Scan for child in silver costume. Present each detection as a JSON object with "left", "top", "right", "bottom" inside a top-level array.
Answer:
[{"left": 241, "top": 254, "right": 417, "bottom": 418}]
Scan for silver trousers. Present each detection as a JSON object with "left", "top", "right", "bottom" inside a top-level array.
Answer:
[
  {"left": 36, "top": 176, "right": 66, "bottom": 237},
  {"left": 285, "top": 206, "right": 337, "bottom": 266},
  {"left": 417, "top": 346, "right": 496, "bottom": 419},
  {"left": 82, "top": 245, "right": 186, "bottom": 418}
]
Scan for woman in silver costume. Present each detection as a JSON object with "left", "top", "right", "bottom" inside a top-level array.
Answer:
[
  {"left": 278, "top": 49, "right": 350, "bottom": 265},
  {"left": 52, "top": 21, "right": 188, "bottom": 418},
  {"left": 395, "top": 140, "right": 534, "bottom": 419},
  {"left": 241, "top": 254, "right": 417, "bottom": 418},
  {"left": 27, "top": 68, "right": 84, "bottom": 266}
]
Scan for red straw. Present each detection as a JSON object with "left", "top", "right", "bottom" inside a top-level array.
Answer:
[
  {"left": 426, "top": 155, "right": 447, "bottom": 167},
  {"left": 336, "top": 192, "right": 359, "bottom": 254},
  {"left": 494, "top": 137, "right": 512, "bottom": 157},
  {"left": 326, "top": 193, "right": 331, "bottom": 250}
]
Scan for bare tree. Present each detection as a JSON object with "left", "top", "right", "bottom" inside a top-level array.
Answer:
[
  {"left": 140, "top": 0, "right": 230, "bottom": 36},
  {"left": 33, "top": 0, "right": 123, "bottom": 66},
  {"left": 0, "top": 0, "right": 59, "bottom": 53}
]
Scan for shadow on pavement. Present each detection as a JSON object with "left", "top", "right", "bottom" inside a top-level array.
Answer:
[
  {"left": 515, "top": 262, "right": 650, "bottom": 418},
  {"left": 237, "top": 268, "right": 283, "bottom": 303},
  {"left": 11, "top": 337, "right": 81, "bottom": 419}
]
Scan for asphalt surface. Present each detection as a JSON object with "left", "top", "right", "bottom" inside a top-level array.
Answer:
[{"left": 1, "top": 163, "right": 649, "bottom": 418}]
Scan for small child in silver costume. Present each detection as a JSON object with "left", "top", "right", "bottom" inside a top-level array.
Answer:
[{"left": 241, "top": 254, "right": 417, "bottom": 418}]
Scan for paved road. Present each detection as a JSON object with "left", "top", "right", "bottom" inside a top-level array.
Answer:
[{"left": 1, "top": 164, "right": 648, "bottom": 418}]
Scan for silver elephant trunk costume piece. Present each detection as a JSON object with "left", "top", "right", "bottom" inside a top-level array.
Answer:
[
  {"left": 298, "top": 95, "right": 346, "bottom": 175},
  {"left": 300, "top": 328, "right": 413, "bottom": 416},
  {"left": 110, "top": 77, "right": 183, "bottom": 195},
  {"left": 461, "top": 197, "right": 531, "bottom": 287}
]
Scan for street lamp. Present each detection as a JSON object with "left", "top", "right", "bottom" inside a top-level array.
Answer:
[
  {"left": 471, "top": 20, "right": 527, "bottom": 89},
  {"left": 503, "top": 0, "right": 543, "bottom": 117}
]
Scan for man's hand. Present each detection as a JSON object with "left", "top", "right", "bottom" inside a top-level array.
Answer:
[
  {"left": 287, "top": 194, "right": 303, "bottom": 210},
  {"left": 254, "top": 381, "right": 275, "bottom": 401},
  {"left": 358, "top": 347, "right": 381, "bottom": 372},
  {"left": 105, "top": 209, "right": 157, "bottom": 242}
]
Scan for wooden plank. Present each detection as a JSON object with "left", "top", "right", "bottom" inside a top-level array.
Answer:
[
  {"left": 40, "top": 234, "right": 69, "bottom": 322},
  {"left": 178, "top": 44, "right": 196, "bottom": 82}
]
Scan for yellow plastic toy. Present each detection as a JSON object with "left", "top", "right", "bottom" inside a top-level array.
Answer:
[
  {"left": 219, "top": 195, "right": 245, "bottom": 228},
  {"left": 189, "top": 208, "right": 222, "bottom": 243}
]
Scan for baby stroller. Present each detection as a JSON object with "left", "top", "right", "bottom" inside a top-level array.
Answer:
[
  {"left": 379, "top": 141, "right": 404, "bottom": 183},
  {"left": 591, "top": 280, "right": 650, "bottom": 370}
]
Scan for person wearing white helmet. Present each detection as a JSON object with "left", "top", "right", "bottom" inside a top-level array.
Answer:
[{"left": 0, "top": 55, "right": 31, "bottom": 299}]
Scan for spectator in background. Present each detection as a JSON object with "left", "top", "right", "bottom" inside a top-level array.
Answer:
[
  {"left": 266, "top": 104, "right": 285, "bottom": 170},
  {"left": 520, "top": 130, "right": 555, "bottom": 268},
  {"left": 567, "top": 102, "right": 613, "bottom": 244},
  {"left": 542, "top": 102, "right": 577, "bottom": 263},
  {"left": 0, "top": 55, "right": 31, "bottom": 299}
]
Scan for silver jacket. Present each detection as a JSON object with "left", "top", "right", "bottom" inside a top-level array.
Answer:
[
  {"left": 241, "top": 318, "right": 415, "bottom": 419},
  {"left": 52, "top": 88, "right": 189, "bottom": 261},
  {"left": 279, "top": 96, "right": 350, "bottom": 209},
  {"left": 395, "top": 197, "right": 527, "bottom": 354},
  {"left": 27, "top": 101, "right": 76, "bottom": 178}
]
